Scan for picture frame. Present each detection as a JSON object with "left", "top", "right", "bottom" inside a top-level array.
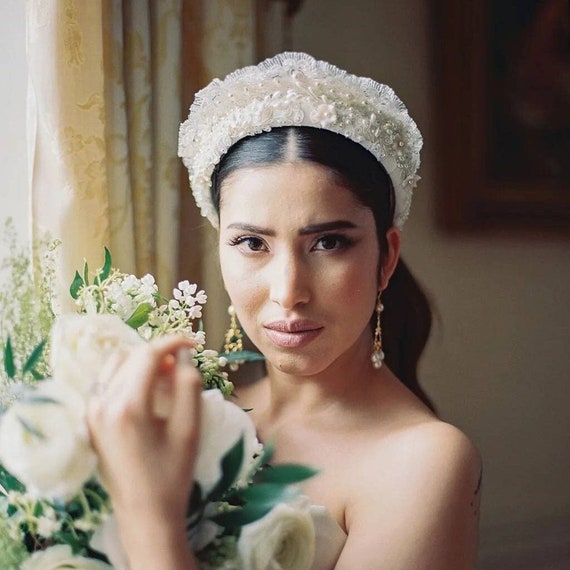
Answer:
[{"left": 435, "top": 0, "right": 570, "bottom": 233}]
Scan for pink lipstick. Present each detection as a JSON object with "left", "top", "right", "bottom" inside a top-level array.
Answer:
[{"left": 263, "top": 320, "right": 323, "bottom": 348}]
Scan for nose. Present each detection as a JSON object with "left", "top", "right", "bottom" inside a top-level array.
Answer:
[{"left": 269, "top": 251, "right": 311, "bottom": 310}]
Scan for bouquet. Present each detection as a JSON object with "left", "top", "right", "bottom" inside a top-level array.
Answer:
[{"left": 0, "top": 234, "right": 317, "bottom": 570}]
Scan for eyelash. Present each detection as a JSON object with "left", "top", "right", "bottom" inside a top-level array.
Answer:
[
  {"left": 227, "top": 235, "right": 267, "bottom": 251},
  {"left": 227, "top": 234, "right": 355, "bottom": 253},
  {"left": 313, "top": 234, "right": 355, "bottom": 251}
]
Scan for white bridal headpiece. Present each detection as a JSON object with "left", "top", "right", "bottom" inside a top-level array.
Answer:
[{"left": 178, "top": 52, "right": 423, "bottom": 229}]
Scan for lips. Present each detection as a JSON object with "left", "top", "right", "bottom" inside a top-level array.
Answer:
[{"left": 263, "top": 320, "right": 323, "bottom": 348}]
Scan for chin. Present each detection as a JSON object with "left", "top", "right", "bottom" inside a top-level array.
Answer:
[{"left": 265, "top": 350, "right": 334, "bottom": 377}]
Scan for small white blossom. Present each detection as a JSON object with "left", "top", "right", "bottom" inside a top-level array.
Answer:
[
  {"left": 194, "top": 332, "right": 206, "bottom": 345},
  {"left": 195, "top": 290, "right": 208, "bottom": 304},
  {"left": 37, "top": 515, "right": 61, "bottom": 537},
  {"left": 74, "top": 518, "right": 98, "bottom": 533},
  {"left": 178, "top": 280, "right": 197, "bottom": 295}
]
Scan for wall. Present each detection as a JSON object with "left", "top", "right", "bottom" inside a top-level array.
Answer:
[
  {"left": 291, "top": 0, "right": 570, "bottom": 566},
  {"left": 0, "top": 0, "right": 29, "bottom": 261}
]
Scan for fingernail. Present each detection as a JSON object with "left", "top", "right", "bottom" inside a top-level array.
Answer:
[{"left": 177, "top": 347, "right": 194, "bottom": 366}]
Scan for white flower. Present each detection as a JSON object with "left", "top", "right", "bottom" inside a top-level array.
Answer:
[
  {"left": 0, "top": 379, "right": 97, "bottom": 501},
  {"left": 193, "top": 330, "right": 206, "bottom": 345},
  {"left": 50, "top": 313, "right": 143, "bottom": 396},
  {"left": 188, "top": 507, "right": 223, "bottom": 551},
  {"left": 311, "top": 102, "right": 337, "bottom": 127},
  {"left": 195, "top": 390, "right": 259, "bottom": 495},
  {"left": 37, "top": 511, "right": 61, "bottom": 538},
  {"left": 90, "top": 515, "right": 130, "bottom": 570},
  {"left": 187, "top": 305, "right": 203, "bottom": 319},
  {"left": 36, "top": 516, "right": 60, "bottom": 537},
  {"left": 178, "top": 280, "right": 197, "bottom": 295},
  {"left": 21, "top": 544, "right": 112, "bottom": 570},
  {"left": 195, "top": 290, "right": 208, "bottom": 305},
  {"left": 238, "top": 499, "right": 316, "bottom": 570}
]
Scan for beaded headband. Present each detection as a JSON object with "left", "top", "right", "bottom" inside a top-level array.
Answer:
[{"left": 178, "top": 52, "right": 422, "bottom": 229}]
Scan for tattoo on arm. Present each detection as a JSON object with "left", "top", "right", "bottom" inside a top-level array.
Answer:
[{"left": 470, "top": 464, "right": 483, "bottom": 518}]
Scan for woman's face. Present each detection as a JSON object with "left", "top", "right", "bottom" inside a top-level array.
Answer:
[{"left": 218, "top": 161, "right": 388, "bottom": 376}]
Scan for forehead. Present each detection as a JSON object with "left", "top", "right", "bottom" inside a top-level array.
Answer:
[{"left": 219, "top": 162, "right": 372, "bottom": 227}]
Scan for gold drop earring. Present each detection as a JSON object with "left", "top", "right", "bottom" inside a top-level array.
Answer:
[
  {"left": 371, "top": 293, "right": 385, "bottom": 369},
  {"left": 223, "top": 305, "right": 244, "bottom": 371}
]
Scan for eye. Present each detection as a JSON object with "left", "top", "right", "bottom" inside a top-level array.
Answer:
[
  {"left": 228, "top": 235, "right": 268, "bottom": 252},
  {"left": 313, "top": 234, "right": 354, "bottom": 251}
]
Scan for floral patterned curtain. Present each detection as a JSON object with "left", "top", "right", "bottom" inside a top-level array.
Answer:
[
  {"left": 27, "top": 0, "right": 183, "bottom": 309},
  {"left": 180, "top": 0, "right": 257, "bottom": 344}
]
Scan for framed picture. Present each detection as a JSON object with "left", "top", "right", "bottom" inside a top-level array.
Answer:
[{"left": 435, "top": 0, "right": 570, "bottom": 232}]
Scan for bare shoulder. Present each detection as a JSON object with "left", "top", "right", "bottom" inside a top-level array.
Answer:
[
  {"left": 388, "top": 419, "right": 481, "bottom": 476},
  {"left": 359, "top": 419, "right": 482, "bottom": 503},
  {"left": 338, "top": 419, "right": 482, "bottom": 570}
]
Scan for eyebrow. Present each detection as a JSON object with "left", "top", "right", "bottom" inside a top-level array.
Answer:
[
  {"left": 299, "top": 220, "right": 358, "bottom": 235},
  {"left": 226, "top": 220, "right": 358, "bottom": 236}
]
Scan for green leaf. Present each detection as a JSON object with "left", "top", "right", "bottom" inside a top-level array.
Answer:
[
  {"left": 210, "top": 502, "right": 274, "bottom": 527},
  {"left": 69, "top": 270, "right": 84, "bottom": 299},
  {"left": 0, "top": 465, "right": 25, "bottom": 493},
  {"left": 22, "top": 340, "right": 46, "bottom": 375},
  {"left": 3, "top": 336, "right": 15, "bottom": 379},
  {"left": 238, "top": 482, "right": 299, "bottom": 507},
  {"left": 30, "top": 368, "right": 46, "bottom": 381},
  {"left": 212, "top": 482, "right": 300, "bottom": 527},
  {"left": 96, "top": 247, "right": 112, "bottom": 283},
  {"left": 256, "top": 463, "right": 319, "bottom": 485},
  {"left": 83, "top": 260, "right": 89, "bottom": 287},
  {"left": 52, "top": 529, "right": 85, "bottom": 554},
  {"left": 125, "top": 302, "right": 153, "bottom": 329},
  {"left": 17, "top": 416, "right": 45, "bottom": 440},
  {"left": 222, "top": 350, "right": 265, "bottom": 363},
  {"left": 154, "top": 293, "right": 169, "bottom": 304},
  {"left": 207, "top": 437, "right": 245, "bottom": 501}
]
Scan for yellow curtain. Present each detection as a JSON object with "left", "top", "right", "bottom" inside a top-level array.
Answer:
[
  {"left": 187, "top": 0, "right": 257, "bottom": 345},
  {"left": 27, "top": 0, "right": 183, "bottom": 310}
]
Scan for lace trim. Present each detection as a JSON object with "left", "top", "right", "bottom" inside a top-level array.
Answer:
[{"left": 179, "top": 52, "right": 422, "bottom": 229}]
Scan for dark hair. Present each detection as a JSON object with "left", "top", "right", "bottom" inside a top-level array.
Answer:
[{"left": 212, "top": 127, "right": 435, "bottom": 411}]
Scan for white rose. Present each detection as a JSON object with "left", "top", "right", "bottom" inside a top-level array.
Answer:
[
  {"left": 0, "top": 379, "right": 97, "bottom": 501},
  {"left": 238, "top": 498, "right": 316, "bottom": 570},
  {"left": 22, "top": 544, "right": 112, "bottom": 570},
  {"left": 90, "top": 515, "right": 130, "bottom": 570},
  {"left": 195, "top": 389, "right": 260, "bottom": 496},
  {"left": 50, "top": 314, "right": 143, "bottom": 396}
]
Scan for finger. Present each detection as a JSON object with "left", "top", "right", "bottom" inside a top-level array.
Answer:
[
  {"left": 168, "top": 347, "right": 202, "bottom": 451},
  {"left": 104, "top": 336, "right": 197, "bottom": 417},
  {"left": 89, "top": 350, "right": 126, "bottom": 397}
]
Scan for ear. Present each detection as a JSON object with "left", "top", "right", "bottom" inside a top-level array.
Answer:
[{"left": 379, "top": 226, "right": 401, "bottom": 292}]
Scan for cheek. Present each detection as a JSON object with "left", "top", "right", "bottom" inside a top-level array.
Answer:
[
  {"left": 219, "top": 248, "right": 264, "bottom": 314},
  {"left": 324, "top": 263, "right": 378, "bottom": 320},
  {"left": 323, "top": 242, "right": 380, "bottom": 297}
]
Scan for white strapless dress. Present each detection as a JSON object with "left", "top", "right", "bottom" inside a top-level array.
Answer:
[{"left": 309, "top": 504, "right": 347, "bottom": 570}]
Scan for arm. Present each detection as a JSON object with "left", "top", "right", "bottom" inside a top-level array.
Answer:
[
  {"left": 88, "top": 336, "right": 201, "bottom": 570},
  {"left": 336, "top": 422, "right": 482, "bottom": 570}
]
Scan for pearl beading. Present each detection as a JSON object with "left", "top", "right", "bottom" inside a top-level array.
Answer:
[{"left": 178, "top": 52, "right": 422, "bottom": 229}]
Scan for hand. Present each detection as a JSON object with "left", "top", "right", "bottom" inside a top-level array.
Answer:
[{"left": 87, "top": 336, "right": 202, "bottom": 526}]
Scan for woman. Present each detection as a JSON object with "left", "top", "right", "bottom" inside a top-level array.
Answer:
[{"left": 88, "top": 53, "right": 482, "bottom": 569}]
